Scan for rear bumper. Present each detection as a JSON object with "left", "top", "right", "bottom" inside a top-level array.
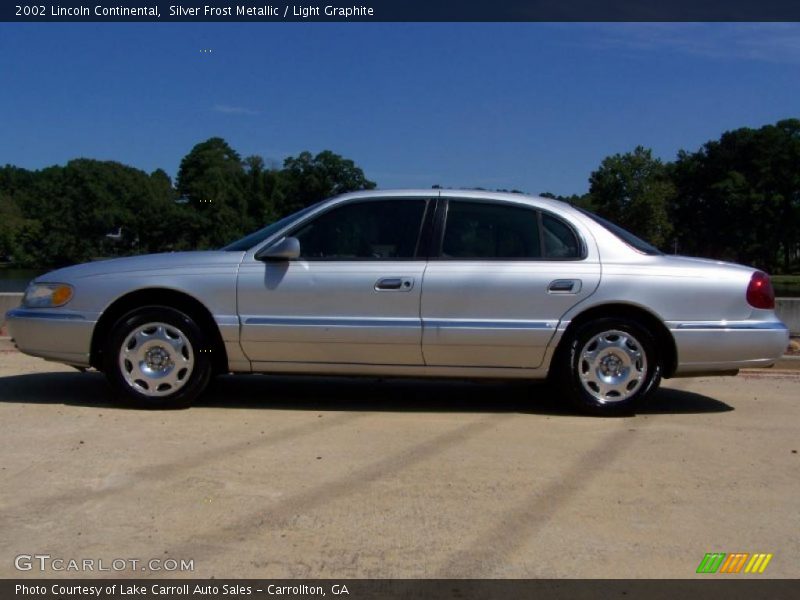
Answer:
[
  {"left": 5, "top": 308, "right": 97, "bottom": 367},
  {"left": 669, "top": 320, "right": 789, "bottom": 375}
]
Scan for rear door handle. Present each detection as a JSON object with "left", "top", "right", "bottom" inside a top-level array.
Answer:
[
  {"left": 375, "top": 277, "right": 414, "bottom": 291},
  {"left": 548, "top": 279, "right": 581, "bottom": 294}
]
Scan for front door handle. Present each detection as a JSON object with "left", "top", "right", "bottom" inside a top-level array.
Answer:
[
  {"left": 375, "top": 277, "right": 414, "bottom": 292},
  {"left": 548, "top": 279, "right": 582, "bottom": 294}
]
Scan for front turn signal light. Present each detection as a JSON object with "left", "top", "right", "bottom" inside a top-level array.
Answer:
[{"left": 23, "top": 283, "right": 74, "bottom": 308}]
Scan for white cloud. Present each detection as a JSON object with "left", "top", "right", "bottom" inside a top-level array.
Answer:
[
  {"left": 213, "top": 104, "right": 260, "bottom": 116},
  {"left": 567, "top": 23, "right": 800, "bottom": 65}
]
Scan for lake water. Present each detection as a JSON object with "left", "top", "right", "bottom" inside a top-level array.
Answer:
[{"left": 0, "top": 269, "right": 45, "bottom": 293}]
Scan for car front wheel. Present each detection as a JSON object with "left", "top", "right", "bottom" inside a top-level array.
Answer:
[
  {"left": 558, "top": 318, "right": 661, "bottom": 415},
  {"left": 104, "top": 306, "right": 212, "bottom": 408}
]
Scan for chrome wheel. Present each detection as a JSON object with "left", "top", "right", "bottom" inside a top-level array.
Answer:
[
  {"left": 578, "top": 329, "right": 647, "bottom": 404},
  {"left": 118, "top": 322, "right": 194, "bottom": 397}
]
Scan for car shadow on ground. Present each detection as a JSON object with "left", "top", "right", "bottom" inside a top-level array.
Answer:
[{"left": 0, "top": 370, "right": 733, "bottom": 415}]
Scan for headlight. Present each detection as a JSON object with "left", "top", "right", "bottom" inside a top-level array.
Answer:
[{"left": 23, "top": 283, "right": 74, "bottom": 308}]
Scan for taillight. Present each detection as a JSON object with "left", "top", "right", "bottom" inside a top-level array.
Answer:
[{"left": 746, "top": 271, "right": 775, "bottom": 309}]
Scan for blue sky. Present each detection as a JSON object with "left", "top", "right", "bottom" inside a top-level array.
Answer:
[{"left": 1, "top": 23, "right": 798, "bottom": 195}]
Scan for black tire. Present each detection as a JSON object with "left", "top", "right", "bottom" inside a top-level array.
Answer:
[
  {"left": 104, "top": 306, "right": 213, "bottom": 409},
  {"left": 555, "top": 317, "right": 661, "bottom": 416}
]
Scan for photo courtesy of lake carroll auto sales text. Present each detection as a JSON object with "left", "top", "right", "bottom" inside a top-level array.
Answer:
[
  {"left": 16, "top": 583, "right": 351, "bottom": 596},
  {"left": 1, "top": 1, "right": 800, "bottom": 599}
]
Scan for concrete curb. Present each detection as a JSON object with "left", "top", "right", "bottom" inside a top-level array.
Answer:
[
  {"left": 0, "top": 292, "right": 23, "bottom": 337},
  {"left": 772, "top": 357, "right": 800, "bottom": 370}
]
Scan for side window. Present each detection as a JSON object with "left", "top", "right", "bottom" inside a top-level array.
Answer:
[
  {"left": 542, "top": 213, "right": 581, "bottom": 259},
  {"left": 442, "top": 201, "right": 541, "bottom": 259},
  {"left": 292, "top": 199, "right": 428, "bottom": 260}
]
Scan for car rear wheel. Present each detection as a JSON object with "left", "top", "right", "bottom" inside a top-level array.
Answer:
[
  {"left": 558, "top": 317, "right": 661, "bottom": 415},
  {"left": 104, "top": 306, "right": 212, "bottom": 408}
]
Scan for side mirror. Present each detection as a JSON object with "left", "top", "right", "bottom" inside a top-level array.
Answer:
[{"left": 255, "top": 237, "right": 301, "bottom": 261}]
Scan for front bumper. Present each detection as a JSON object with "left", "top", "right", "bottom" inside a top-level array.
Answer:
[
  {"left": 5, "top": 308, "right": 98, "bottom": 367},
  {"left": 669, "top": 320, "right": 789, "bottom": 375}
]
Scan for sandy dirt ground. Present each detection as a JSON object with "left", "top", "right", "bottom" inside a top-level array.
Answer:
[{"left": 0, "top": 347, "right": 798, "bottom": 579}]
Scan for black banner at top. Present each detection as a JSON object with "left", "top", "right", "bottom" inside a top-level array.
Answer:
[{"left": 3, "top": 0, "right": 800, "bottom": 22}]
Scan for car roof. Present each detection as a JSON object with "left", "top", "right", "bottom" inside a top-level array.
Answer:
[{"left": 328, "top": 188, "right": 575, "bottom": 214}]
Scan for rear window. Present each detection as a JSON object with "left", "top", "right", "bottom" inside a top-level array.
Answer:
[{"left": 577, "top": 208, "right": 662, "bottom": 255}]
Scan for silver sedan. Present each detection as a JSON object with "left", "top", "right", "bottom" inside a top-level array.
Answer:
[{"left": 5, "top": 190, "right": 789, "bottom": 414}]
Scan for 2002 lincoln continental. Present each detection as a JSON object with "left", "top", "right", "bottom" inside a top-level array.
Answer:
[{"left": 6, "top": 190, "right": 789, "bottom": 414}]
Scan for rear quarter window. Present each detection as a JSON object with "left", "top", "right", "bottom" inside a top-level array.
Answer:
[{"left": 542, "top": 213, "right": 582, "bottom": 259}]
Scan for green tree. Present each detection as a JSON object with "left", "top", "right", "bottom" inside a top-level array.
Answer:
[
  {"left": 0, "top": 142, "right": 380, "bottom": 265},
  {"left": 273, "top": 150, "right": 376, "bottom": 216},
  {"left": 176, "top": 137, "right": 248, "bottom": 247},
  {"left": 243, "top": 155, "right": 279, "bottom": 229},
  {"left": 671, "top": 119, "right": 800, "bottom": 271},
  {"left": 588, "top": 146, "right": 674, "bottom": 249},
  {"left": 1, "top": 160, "right": 186, "bottom": 266},
  {"left": 539, "top": 191, "right": 594, "bottom": 210},
  {"left": 0, "top": 167, "right": 40, "bottom": 263},
  {"left": 0, "top": 194, "right": 24, "bottom": 261}
]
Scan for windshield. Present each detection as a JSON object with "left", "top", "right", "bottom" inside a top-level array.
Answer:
[
  {"left": 222, "top": 202, "right": 323, "bottom": 251},
  {"left": 576, "top": 208, "right": 662, "bottom": 256}
]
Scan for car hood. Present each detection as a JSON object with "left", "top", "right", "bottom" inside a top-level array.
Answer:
[{"left": 35, "top": 251, "right": 246, "bottom": 282}]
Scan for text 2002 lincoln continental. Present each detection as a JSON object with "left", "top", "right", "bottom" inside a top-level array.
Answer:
[{"left": 6, "top": 190, "right": 789, "bottom": 414}]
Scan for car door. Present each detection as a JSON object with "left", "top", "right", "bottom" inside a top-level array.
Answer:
[
  {"left": 421, "top": 198, "right": 600, "bottom": 369},
  {"left": 237, "top": 197, "right": 432, "bottom": 366}
]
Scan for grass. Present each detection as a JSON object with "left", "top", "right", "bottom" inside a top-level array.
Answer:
[
  {"left": 772, "top": 275, "right": 800, "bottom": 298},
  {"left": 772, "top": 275, "right": 800, "bottom": 286}
]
